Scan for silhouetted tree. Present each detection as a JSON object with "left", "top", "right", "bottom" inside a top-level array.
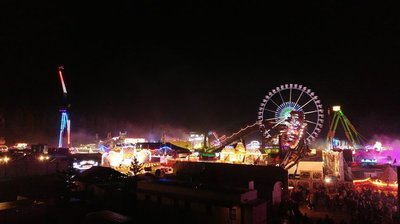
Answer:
[{"left": 130, "top": 157, "right": 143, "bottom": 176}]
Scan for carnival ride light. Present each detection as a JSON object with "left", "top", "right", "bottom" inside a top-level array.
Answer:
[
  {"left": 326, "top": 106, "right": 365, "bottom": 150},
  {"left": 0, "top": 156, "right": 10, "bottom": 163},
  {"left": 353, "top": 177, "right": 398, "bottom": 189},
  {"left": 332, "top": 105, "right": 341, "bottom": 112},
  {"left": 324, "top": 177, "right": 332, "bottom": 183},
  {"left": 15, "top": 143, "right": 28, "bottom": 150},
  {"left": 57, "top": 66, "right": 71, "bottom": 148},
  {"left": 38, "top": 155, "right": 50, "bottom": 161},
  {"left": 73, "top": 160, "right": 99, "bottom": 170}
]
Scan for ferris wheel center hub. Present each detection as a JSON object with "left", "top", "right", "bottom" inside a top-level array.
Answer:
[{"left": 276, "top": 102, "right": 302, "bottom": 120}]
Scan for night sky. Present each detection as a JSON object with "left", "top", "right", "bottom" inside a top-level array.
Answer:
[{"left": 1, "top": 1, "right": 399, "bottom": 145}]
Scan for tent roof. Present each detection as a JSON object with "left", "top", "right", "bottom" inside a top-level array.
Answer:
[{"left": 379, "top": 166, "right": 397, "bottom": 182}]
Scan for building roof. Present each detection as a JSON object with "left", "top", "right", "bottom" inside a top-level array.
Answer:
[
  {"left": 138, "top": 142, "right": 191, "bottom": 154},
  {"left": 137, "top": 178, "right": 258, "bottom": 206},
  {"left": 379, "top": 166, "right": 397, "bottom": 182},
  {"left": 84, "top": 210, "right": 133, "bottom": 224}
]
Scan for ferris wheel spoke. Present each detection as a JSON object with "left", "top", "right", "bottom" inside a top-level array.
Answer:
[
  {"left": 265, "top": 116, "right": 286, "bottom": 121},
  {"left": 264, "top": 108, "right": 276, "bottom": 113},
  {"left": 295, "top": 90, "right": 304, "bottom": 105},
  {"left": 278, "top": 91, "right": 285, "bottom": 104},
  {"left": 269, "top": 98, "right": 280, "bottom": 108},
  {"left": 299, "top": 98, "right": 314, "bottom": 110},
  {"left": 259, "top": 84, "right": 323, "bottom": 145},
  {"left": 304, "top": 110, "right": 319, "bottom": 115},
  {"left": 272, "top": 119, "right": 286, "bottom": 129},
  {"left": 305, "top": 119, "right": 318, "bottom": 125}
]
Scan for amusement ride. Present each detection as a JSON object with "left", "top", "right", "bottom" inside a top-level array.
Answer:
[
  {"left": 57, "top": 66, "right": 71, "bottom": 148},
  {"left": 326, "top": 105, "right": 365, "bottom": 150},
  {"left": 202, "top": 84, "right": 324, "bottom": 170}
]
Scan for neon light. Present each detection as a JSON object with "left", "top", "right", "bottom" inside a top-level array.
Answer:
[
  {"left": 353, "top": 177, "right": 371, "bottom": 183},
  {"left": 58, "top": 67, "right": 67, "bottom": 94},
  {"left": 57, "top": 66, "right": 72, "bottom": 148},
  {"left": 353, "top": 178, "right": 398, "bottom": 189},
  {"left": 58, "top": 111, "right": 69, "bottom": 148},
  {"left": 67, "top": 119, "right": 71, "bottom": 146},
  {"left": 326, "top": 106, "right": 365, "bottom": 150}
]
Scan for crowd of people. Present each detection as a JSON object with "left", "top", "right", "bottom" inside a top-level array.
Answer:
[{"left": 280, "top": 182, "right": 399, "bottom": 224}]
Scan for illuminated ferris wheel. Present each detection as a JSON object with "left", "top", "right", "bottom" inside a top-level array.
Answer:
[{"left": 258, "top": 84, "right": 324, "bottom": 143}]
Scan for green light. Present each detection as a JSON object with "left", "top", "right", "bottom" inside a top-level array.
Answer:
[{"left": 280, "top": 107, "right": 294, "bottom": 119}]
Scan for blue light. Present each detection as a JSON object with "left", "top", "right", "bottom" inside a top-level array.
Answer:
[{"left": 58, "top": 111, "right": 69, "bottom": 148}]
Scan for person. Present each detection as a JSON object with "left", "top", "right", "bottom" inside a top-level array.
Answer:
[{"left": 307, "top": 191, "right": 315, "bottom": 210}]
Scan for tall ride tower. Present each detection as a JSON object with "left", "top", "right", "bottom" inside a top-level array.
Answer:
[{"left": 58, "top": 66, "right": 71, "bottom": 148}]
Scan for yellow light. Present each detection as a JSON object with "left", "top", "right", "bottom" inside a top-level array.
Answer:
[
  {"left": 39, "top": 155, "right": 44, "bottom": 161},
  {"left": 16, "top": 143, "right": 28, "bottom": 149},
  {"left": 4, "top": 156, "right": 9, "bottom": 162},
  {"left": 353, "top": 178, "right": 398, "bottom": 189},
  {"left": 332, "top": 106, "right": 341, "bottom": 112},
  {"left": 353, "top": 177, "right": 371, "bottom": 183}
]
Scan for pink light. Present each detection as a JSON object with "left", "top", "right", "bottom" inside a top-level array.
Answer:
[
  {"left": 58, "top": 67, "right": 67, "bottom": 94},
  {"left": 67, "top": 119, "right": 71, "bottom": 146}
]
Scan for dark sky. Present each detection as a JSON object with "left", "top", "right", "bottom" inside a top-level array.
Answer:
[{"left": 1, "top": 1, "right": 399, "bottom": 145}]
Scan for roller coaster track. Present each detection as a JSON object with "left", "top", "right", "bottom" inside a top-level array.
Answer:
[
  {"left": 208, "top": 114, "right": 308, "bottom": 170},
  {"left": 210, "top": 120, "right": 285, "bottom": 152},
  {"left": 280, "top": 139, "right": 308, "bottom": 170},
  {"left": 210, "top": 122, "right": 260, "bottom": 152}
]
